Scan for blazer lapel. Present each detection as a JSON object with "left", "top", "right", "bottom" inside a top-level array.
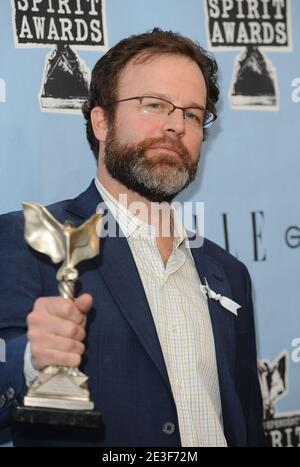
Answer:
[
  {"left": 190, "top": 245, "right": 236, "bottom": 375},
  {"left": 190, "top": 240, "right": 247, "bottom": 446},
  {"left": 66, "top": 182, "right": 172, "bottom": 391}
]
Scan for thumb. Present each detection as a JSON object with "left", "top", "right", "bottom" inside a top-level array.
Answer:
[{"left": 75, "top": 293, "right": 93, "bottom": 314}]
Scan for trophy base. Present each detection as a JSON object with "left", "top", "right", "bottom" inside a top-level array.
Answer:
[
  {"left": 13, "top": 403, "right": 102, "bottom": 429},
  {"left": 24, "top": 395, "right": 94, "bottom": 411}
]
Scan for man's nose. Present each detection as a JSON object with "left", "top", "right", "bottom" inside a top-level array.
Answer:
[{"left": 161, "top": 108, "right": 185, "bottom": 136}]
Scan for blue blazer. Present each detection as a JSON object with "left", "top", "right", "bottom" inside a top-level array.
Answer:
[{"left": 0, "top": 182, "right": 265, "bottom": 447}]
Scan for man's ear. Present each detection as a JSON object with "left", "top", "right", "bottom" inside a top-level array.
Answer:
[{"left": 91, "top": 106, "right": 108, "bottom": 142}]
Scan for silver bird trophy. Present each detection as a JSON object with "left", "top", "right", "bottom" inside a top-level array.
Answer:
[{"left": 14, "top": 202, "right": 103, "bottom": 429}]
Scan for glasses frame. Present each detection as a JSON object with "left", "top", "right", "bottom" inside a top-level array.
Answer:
[{"left": 108, "top": 95, "right": 217, "bottom": 128}]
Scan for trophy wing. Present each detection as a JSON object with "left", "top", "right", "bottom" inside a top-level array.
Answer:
[
  {"left": 22, "top": 202, "right": 65, "bottom": 264},
  {"left": 69, "top": 214, "right": 103, "bottom": 268}
]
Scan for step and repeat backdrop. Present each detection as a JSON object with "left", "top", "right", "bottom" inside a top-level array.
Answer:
[{"left": 0, "top": 0, "right": 299, "bottom": 447}]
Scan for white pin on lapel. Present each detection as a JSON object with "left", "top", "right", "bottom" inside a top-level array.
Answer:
[{"left": 200, "top": 278, "right": 241, "bottom": 316}]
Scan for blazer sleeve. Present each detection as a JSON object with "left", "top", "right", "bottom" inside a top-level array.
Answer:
[
  {"left": 0, "top": 211, "right": 43, "bottom": 429},
  {"left": 243, "top": 267, "right": 267, "bottom": 447}
]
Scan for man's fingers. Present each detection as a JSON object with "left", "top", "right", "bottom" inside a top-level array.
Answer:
[
  {"left": 27, "top": 294, "right": 93, "bottom": 370},
  {"left": 34, "top": 295, "right": 91, "bottom": 325},
  {"left": 31, "top": 348, "right": 82, "bottom": 371},
  {"left": 75, "top": 294, "right": 93, "bottom": 314},
  {"left": 30, "top": 332, "right": 85, "bottom": 356},
  {"left": 28, "top": 313, "right": 86, "bottom": 342}
]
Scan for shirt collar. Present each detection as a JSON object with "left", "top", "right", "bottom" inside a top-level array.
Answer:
[
  {"left": 94, "top": 177, "right": 188, "bottom": 247},
  {"left": 95, "top": 177, "right": 145, "bottom": 238}
]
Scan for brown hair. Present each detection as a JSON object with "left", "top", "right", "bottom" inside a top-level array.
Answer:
[{"left": 82, "top": 28, "right": 219, "bottom": 160}]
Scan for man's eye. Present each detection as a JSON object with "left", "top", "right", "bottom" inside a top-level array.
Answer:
[
  {"left": 185, "top": 111, "right": 201, "bottom": 122},
  {"left": 147, "top": 102, "right": 163, "bottom": 109}
]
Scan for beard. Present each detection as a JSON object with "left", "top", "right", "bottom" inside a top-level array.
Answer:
[{"left": 104, "top": 123, "right": 199, "bottom": 203}]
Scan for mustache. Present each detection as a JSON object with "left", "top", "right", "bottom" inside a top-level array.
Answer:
[{"left": 135, "top": 136, "right": 191, "bottom": 161}]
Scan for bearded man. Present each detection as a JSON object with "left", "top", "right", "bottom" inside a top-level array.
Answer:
[{"left": 0, "top": 28, "right": 265, "bottom": 447}]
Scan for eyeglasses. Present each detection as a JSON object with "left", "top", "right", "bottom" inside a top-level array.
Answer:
[{"left": 108, "top": 96, "right": 217, "bottom": 129}]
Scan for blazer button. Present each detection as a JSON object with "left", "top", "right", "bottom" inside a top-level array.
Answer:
[{"left": 162, "top": 421, "right": 175, "bottom": 435}]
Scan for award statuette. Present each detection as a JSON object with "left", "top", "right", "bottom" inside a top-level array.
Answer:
[{"left": 14, "top": 203, "right": 103, "bottom": 429}]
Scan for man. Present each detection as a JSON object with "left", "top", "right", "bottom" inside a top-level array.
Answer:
[{"left": 0, "top": 29, "right": 265, "bottom": 447}]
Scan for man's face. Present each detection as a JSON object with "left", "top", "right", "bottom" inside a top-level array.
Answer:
[{"left": 103, "top": 54, "right": 207, "bottom": 202}]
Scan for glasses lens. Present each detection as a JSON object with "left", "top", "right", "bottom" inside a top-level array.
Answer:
[
  {"left": 203, "top": 111, "right": 216, "bottom": 128},
  {"left": 138, "top": 97, "right": 216, "bottom": 130},
  {"left": 140, "top": 97, "right": 172, "bottom": 114}
]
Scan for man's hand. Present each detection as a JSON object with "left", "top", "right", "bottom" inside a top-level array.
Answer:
[{"left": 27, "top": 294, "right": 93, "bottom": 370}]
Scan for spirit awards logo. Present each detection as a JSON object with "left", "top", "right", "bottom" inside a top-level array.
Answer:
[
  {"left": 258, "top": 351, "right": 300, "bottom": 447},
  {"left": 11, "top": 0, "right": 108, "bottom": 113},
  {"left": 205, "top": 0, "right": 292, "bottom": 110}
]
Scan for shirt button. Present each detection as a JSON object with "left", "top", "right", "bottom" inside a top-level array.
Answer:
[{"left": 162, "top": 421, "right": 176, "bottom": 435}]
